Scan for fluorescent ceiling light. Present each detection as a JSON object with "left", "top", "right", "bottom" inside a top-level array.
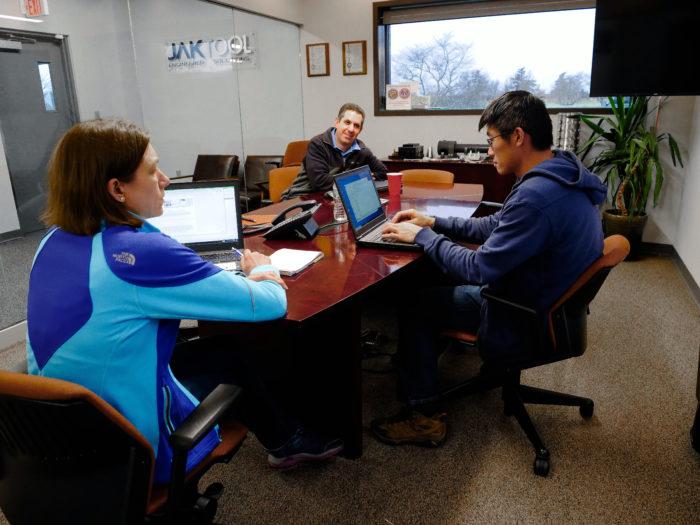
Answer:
[{"left": 0, "top": 14, "right": 43, "bottom": 23}]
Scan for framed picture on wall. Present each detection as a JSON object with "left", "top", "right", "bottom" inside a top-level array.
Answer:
[
  {"left": 306, "top": 43, "right": 329, "bottom": 77},
  {"left": 342, "top": 41, "right": 367, "bottom": 75}
]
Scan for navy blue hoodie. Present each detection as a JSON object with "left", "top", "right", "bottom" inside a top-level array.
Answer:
[{"left": 414, "top": 149, "right": 606, "bottom": 360}]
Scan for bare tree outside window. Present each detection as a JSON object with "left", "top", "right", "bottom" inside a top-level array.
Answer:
[{"left": 386, "top": 8, "right": 604, "bottom": 111}]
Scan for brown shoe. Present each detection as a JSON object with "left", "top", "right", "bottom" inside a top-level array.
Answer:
[{"left": 371, "top": 409, "right": 446, "bottom": 447}]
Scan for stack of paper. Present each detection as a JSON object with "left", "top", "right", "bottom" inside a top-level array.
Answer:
[{"left": 270, "top": 248, "right": 324, "bottom": 276}]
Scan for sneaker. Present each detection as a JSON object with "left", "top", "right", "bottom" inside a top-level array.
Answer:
[
  {"left": 371, "top": 409, "right": 447, "bottom": 447},
  {"left": 267, "top": 428, "right": 344, "bottom": 469}
]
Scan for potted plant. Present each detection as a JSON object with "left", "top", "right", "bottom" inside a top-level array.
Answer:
[{"left": 575, "top": 96, "right": 683, "bottom": 258}]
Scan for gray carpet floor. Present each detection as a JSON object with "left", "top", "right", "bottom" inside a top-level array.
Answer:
[{"left": 1, "top": 255, "right": 699, "bottom": 524}]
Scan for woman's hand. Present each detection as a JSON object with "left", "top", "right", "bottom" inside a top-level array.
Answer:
[
  {"left": 241, "top": 249, "right": 287, "bottom": 289},
  {"left": 241, "top": 249, "right": 271, "bottom": 274},
  {"left": 247, "top": 270, "right": 288, "bottom": 290}
]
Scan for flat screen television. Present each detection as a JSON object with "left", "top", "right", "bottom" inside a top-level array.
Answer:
[{"left": 590, "top": 1, "right": 700, "bottom": 96}]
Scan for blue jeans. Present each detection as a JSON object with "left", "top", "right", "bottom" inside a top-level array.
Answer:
[{"left": 397, "top": 283, "right": 484, "bottom": 406}]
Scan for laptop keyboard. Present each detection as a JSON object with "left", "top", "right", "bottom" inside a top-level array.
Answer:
[
  {"left": 200, "top": 251, "right": 241, "bottom": 264},
  {"left": 363, "top": 225, "right": 397, "bottom": 243}
]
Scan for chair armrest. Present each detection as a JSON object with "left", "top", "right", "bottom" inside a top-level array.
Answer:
[
  {"left": 480, "top": 288, "right": 545, "bottom": 351},
  {"left": 169, "top": 383, "right": 242, "bottom": 451},
  {"left": 264, "top": 161, "right": 281, "bottom": 168},
  {"left": 480, "top": 288, "right": 538, "bottom": 318}
]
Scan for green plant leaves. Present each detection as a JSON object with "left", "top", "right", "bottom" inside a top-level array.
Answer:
[{"left": 573, "top": 96, "right": 683, "bottom": 219}]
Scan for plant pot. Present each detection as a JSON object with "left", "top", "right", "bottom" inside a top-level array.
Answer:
[{"left": 602, "top": 209, "right": 648, "bottom": 260}]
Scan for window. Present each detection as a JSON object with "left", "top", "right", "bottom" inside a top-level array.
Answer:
[
  {"left": 374, "top": 0, "right": 604, "bottom": 115},
  {"left": 37, "top": 62, "right": 56, "bottom": 111}
]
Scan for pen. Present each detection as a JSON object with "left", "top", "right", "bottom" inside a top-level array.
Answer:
[
  {"left": 232, "top": 247, "right": 244, "bottom": 258},
  {"left": 242, "top": 216, "right": 258, "bottom": 223}
]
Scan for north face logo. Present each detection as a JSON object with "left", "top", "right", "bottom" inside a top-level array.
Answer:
[{"left": 112, "top": 252, "right": 136, "bottom": 265}]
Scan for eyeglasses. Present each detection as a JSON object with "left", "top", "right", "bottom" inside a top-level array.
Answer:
[{"left": 486, "top": 133, "right": 509, "bottom": 147}]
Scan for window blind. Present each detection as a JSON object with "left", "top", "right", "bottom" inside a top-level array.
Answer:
[{"left": 380, "top": 0, "right": 595, "bottom": 25}]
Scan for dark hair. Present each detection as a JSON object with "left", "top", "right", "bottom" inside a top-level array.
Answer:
[
  {"left": 478, "top": 91, "right": 553, "bottom": 150},
  {"left": 43, "top": 119, "right": 150, "bottom": 236},
  {"left": 337, "top": 102, "right": 365, "bottom": 128}
]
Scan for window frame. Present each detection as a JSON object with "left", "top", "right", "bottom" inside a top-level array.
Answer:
[{"left": 373, "top": 0, "right": 602, "bottom": 117}]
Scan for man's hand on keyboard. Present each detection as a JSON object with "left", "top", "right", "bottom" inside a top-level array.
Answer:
[
  {"left": 391, "top": 209, "right": 436, "bottom": 228},
  {"left": 381, "top": 220, "right": 422, "bottom": 244}
]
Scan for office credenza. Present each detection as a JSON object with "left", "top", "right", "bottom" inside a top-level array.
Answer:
[{"left": 382, "top": 158, "right": 515, "bottom": 203}]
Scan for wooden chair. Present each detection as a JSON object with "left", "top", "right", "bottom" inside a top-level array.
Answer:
[
  {"left": 440, "top": 235, "right": 630, "bottom": 476},
  {"left": 400, "top": 169, "right": 454, "bottom": 184},
  {"left": 0, "top": 368, "right": 247, "bottom": 525}
]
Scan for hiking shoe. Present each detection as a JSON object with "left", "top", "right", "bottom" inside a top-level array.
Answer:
[
  {"left": 371, "top": 409, "right": 447, "bottom": 447},
  {"left": 267, "top": 428, "right": 344, "bottom": 469}
]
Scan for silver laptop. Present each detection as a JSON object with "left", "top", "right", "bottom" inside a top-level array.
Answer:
[
  {"left": 148, "top": 179, "right": 244, "bottom": 269},
  {"left": 333, "top": 165, "right": 422, "bottom": 252}
]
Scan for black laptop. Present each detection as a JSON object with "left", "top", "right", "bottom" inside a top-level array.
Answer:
[
  {"left": 148, "top": 179, "right": 244, "bottom": 269},
  {"left": 333, "top": 166, "right": 422, "bottom": 252}
]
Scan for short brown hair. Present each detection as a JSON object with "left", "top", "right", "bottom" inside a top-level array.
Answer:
[
  {"left": 43, "top": 119, "right": 150, "bottom": 236},
  {"left": 337, "top": 102, "right": 365, "bottom": 128}
]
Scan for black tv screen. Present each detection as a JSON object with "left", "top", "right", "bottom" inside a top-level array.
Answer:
[{"left": 590, "top": 1, "right": 700, "bottom": 96}]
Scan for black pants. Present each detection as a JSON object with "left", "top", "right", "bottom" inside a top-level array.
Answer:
[{"left": 169, "top": 334, "right": 298, "bottom": 450}]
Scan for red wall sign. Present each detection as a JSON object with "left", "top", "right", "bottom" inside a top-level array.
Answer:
[{"left": 24, "top": 0, "right": 47, "bottom": 17}]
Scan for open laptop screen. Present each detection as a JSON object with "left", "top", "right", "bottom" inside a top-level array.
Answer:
[
  {"left": 148, "top": 180, "right": 243, "bottom": 251},
  {"left": 334, "top": 165, "right": 384, "bottom": 229}
]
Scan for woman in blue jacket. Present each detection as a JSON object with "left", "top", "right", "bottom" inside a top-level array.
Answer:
[{"left": 26, "top": 119, "right": 342, "bottom": 482}]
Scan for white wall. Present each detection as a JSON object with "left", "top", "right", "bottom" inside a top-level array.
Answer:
[
  {"left": 211, "top": 0, "right": 304, "bottom": 25},
  {"left": 675, "top": 100, "right": 700, "bottom": 282}
]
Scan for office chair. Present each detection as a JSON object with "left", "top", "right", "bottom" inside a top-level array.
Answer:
[
  {"left": 170, "top": 154, "right": 240, "bottom": 182},
  {"left": 400, "top": 169, "right": 454, "bottom": 184},
  {"left": 440, "top": 235, "right": 630, "bottom": 476},
  {"left": 240, "top": 154, "right": 283, "bottom": 211},
  {"left": 261, "top": 140, "right": 310, "bottom": 203},
  {"left": 0, "top": 368, "right": 248, "bottom": 525}
]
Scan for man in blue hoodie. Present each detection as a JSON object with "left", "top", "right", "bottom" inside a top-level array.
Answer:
[{"left": 371, "top": 91, "right": 607, "bottom": 447}]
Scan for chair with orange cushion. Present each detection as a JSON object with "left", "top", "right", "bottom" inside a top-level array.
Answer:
[
  {"left": 0, "top": 367, "right": 247, "bottom": 525},
  {"left": 440, "top": 235, "right": 630, "bottom": 476},
  {"left": 264, "top": 140, "right": 310, "bottom": 203},
  {"left": 400, "top": 169, "right": 454, "bottom": 184}
]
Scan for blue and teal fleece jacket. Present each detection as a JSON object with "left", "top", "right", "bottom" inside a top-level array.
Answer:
[{"left": 26, "top": 220, "right": 286, "bottom": 483}]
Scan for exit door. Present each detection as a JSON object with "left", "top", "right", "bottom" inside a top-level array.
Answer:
[{"left": 0, "top": 30, "right": 78, "bottom": 234}]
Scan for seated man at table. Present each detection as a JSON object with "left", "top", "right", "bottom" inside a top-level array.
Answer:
[
  {"left": 281, "top": 102, "right": 387, "bottom": 199},
  {"left": 370, "top": 90, "right": 607, "bottom": 447}
]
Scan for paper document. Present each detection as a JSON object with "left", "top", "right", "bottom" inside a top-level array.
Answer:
[{"left": 270, "top": 248, "right": 324, "bottom": 276}]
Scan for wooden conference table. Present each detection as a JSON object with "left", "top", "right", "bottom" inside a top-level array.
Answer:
[{"left": 199, "top": 182, "right": 487, "bottom": 458}]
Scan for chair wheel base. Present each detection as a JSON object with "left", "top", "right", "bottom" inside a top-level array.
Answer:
[
  {"left": 580, "top": 400, "right": 594, "bottom": 419},
  {"left": 534, "top": 449, "right": 550, "bottom": 477}
]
